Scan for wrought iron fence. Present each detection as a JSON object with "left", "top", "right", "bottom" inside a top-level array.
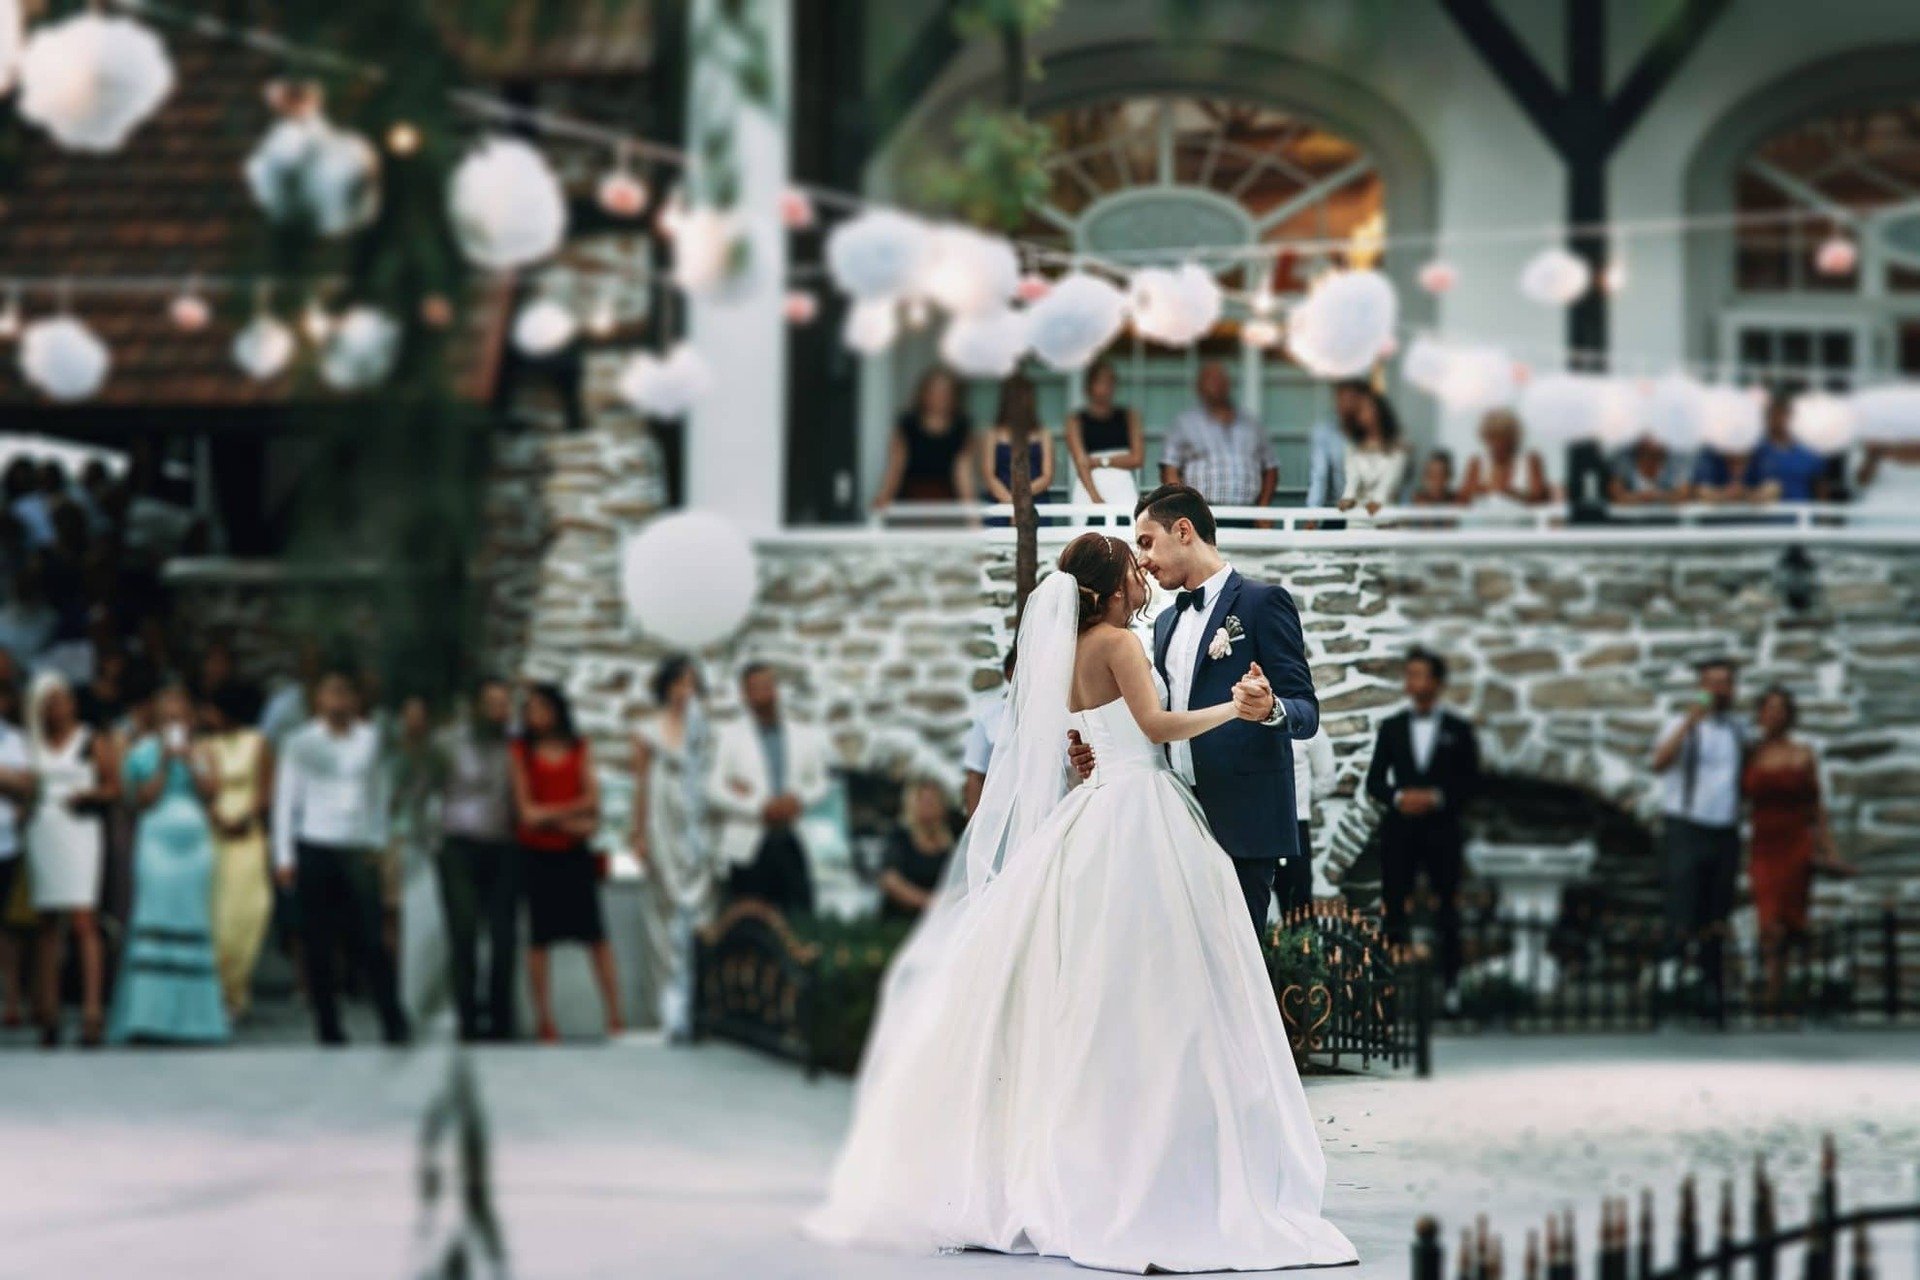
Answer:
[
  {"left": 1410, "top": 1138, "right": 1920, "bottom": 1280},
  {"left": 1273, "top": 898, "right": 1432, "bottom": 1076}
]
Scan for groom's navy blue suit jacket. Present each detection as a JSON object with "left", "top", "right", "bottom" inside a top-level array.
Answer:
[{"left": 1152, "top": 569, "right": 1319, "bottom": 866}]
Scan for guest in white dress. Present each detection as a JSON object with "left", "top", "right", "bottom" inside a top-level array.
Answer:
[
  {"left": 631, "top": 655, "right": 716, "bottom": 1041},
  {"left": 1337, "top": 385, "right": 1410, "bottom": 517},
  {"left": 1063, "top": 359, "right": 1144, "bottom": 523},
  {"left": 25, "top": 671, "right": 120, "bottom": 1047},
  {"left": 1459, "top": 409, "right": 1553, "bottom": 509},
  {"left": 1855, "top": 442, "right": 1920, "bottom": 522}
]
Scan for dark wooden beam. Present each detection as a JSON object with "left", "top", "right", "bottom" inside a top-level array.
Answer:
[
  {"left": 1438, "top": 0, "right": 1568, "bottom": 151},
  {"left": 869, "top": 0, "right": 963, "bottom": 153},
  {"left": 1606, "top": 0, "right": 1734, "bottom": 151}
]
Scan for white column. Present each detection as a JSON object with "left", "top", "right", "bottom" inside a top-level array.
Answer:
[{"left": 685, "top": 0, "right": 790, "bottom": 534}]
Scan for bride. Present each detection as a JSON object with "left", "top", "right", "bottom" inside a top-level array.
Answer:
[{"left": 805, "top": 533, "right": 1356, "bottom": 1274}]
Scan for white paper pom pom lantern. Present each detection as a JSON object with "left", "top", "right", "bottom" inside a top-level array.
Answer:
[
  {"left": 1517, "top": 373, "right": 1608, "bottom": 446},
  {"left": 511, "top": 299, "right": 577, "bottom": 357},
  {"left": 1127, "top": 263, "right": 1223, "bottom": 347},
  {"left": 620, "top": 511, "right": 758, "bottom": 649},
  {"left": 782, "top": 290, "right": 818, "bottom": 326},
  {"left": 1789, "top": 392, "right": 1856, "bottom": 455},
  {"left": 1519, "top": 246, "right": 1591, "bottom": 306},
  {"left": 232, "top": 315, "right": 295, "bottom": 381},
  {"left": 319, "top": 307, "right": 400, "bottom": 390},
  {"left": 1590, "top": 378, "right": 1643, "bottom": 448},
  {"left": 1417, "top": 260, "right": 1458, "bottom": 294},
  {"left": 245, "top": 117, "right": 381, "bottom": 238},
  {"left": 596, "top": 166, "right": 648, "bottom": 219},
  {"left": 1641, "top": 374, "right": 1708, "bottom": 452},
  {"left": 19, "top": 316, "right": 109, "bottom": 401},
  {"left": 1285, "top": 269, "right": 1397, "bottom": 379},
  {"left": 17, "top": 14, "right": 174, "bottom": 153},
  {"left": 448, "top": 137, "right": 568, "bottom": 271},
  {"left": 842, "top": 298, "right": 899, "bottom": 355},
  {"left": 913, "top": 225, "right": 1020, "bottom": 320},
  {"left": 1402, "top": 335, "right": 1449, "bottom": 393},
  {"left": 1241, "top": 318, "right": 1281, "bottom": 350},
  {"left": 939, "top": 308, "right": 1030, "bottom": 379},
  {"left": 1435, "top": 345, "right": 1518, "bottom": 415},
  {"left": 1699, "top": 385, "right": 1765, "bottom": 454},
  {"left": 779, "top": 188, "right": 815, "bottom": 230},
  {"left": 1850, "top": 385, "right": 1920, "bottom": 444},
  {"left": 825, "top": 210, "right": 934, "bottom": 303},
  {"left": 1813, "top": 235, "right": 1858, "bottom": 277},
  {"left": 1024, "top": 273, "right": 1126, "bottom": 372},
  {"left": 168, "top": 290, "right": 211, "bottom": 333},
  {"left": 671, "top": 205, "right": 741, "bottom": 296},
  {"left": 618, "top": 343, "right": 712, "bottom": 419}
]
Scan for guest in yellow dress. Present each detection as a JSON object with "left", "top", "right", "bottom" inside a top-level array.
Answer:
[{"left": 200, "top": 685, "right": 274, "bottom": 1020}]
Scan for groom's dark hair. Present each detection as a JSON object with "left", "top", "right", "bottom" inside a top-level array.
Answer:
[{"left": 1133, "top": 484, "right": 1217, "bottom": 545}]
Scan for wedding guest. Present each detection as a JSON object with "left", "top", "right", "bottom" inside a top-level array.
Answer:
[
  {"left": 1649, "top": 658, "right": 1747, "bottom": 1021},
  {"left": 1304, "top": 381, "right": 1366, "bottom": 510},
  {"left": 1855, "top": 440, "right": 1920, "bottom": 517},
  {"left": 511, "top": 682, "right": 622, "bottom": 1043},
  {"left": 1459, "top": 409, "right": 1551, "bottom": 507},
  {"left": 961, "top": 650, "right": 1016, "bottom": 817},
  {"left": 980, "top": 373, "right": 1055, "bottom": 526},
  {"left": 1364, "top": 648, "right": 1480, "bottom": 1004},
  {"left": 198, "top": 683, "right": 273, "bottom": 1022},
  {"left": 1408, "top": 450, "right": 1459, "bottom": 507},
  {"left": 1064, "top": 360, "right": 1144, "bottom": 517},
  {"left": 1690, "top": 446, "right": 1769, "bottom": 503},
  {"left": 1160, "top": 361, "right": 1276, "bottom": 510},
  {"left": 386, "top": 693, "right": 440, "bottom": 951},
  {"left": 258, "top": 638, "right": 322, "bottom": 749},
  {"left": 25, "top": 671, "right": 119, "bottom": 1047},
  {"left": 75, "top": 646, "right": 132, "bottom": 731},
  {"left": 878, "top": 778, "right": 955, "bottom": 922},
  {"left": 1608, "top": 436, "right": 1690, "bottom": 505},
  {"left": 274, "top": 666, "right": 411, "bottom": 1046},
  {"left": 0, "top": 670, "right": 30, "bottom": 1030},
  {"left": 0, "top": 565, "right": 58, "bottom": 666},
  {"left": 109, "top": 681, "right": 228, "bottom": 1044},
  {"left": 1337, "top": 387, "right": 1409, "bottom": 516},
  {"left": 195, "top": 635, "right": 262, "bottom": 725},
  {"left": 709, "top": 663, "right": 832, "bottom": 918},
  {"left": 1743, "top": 686, "right": 1847, "bottom": 1013},
  {"left": 871, "top": 368, "right": 976, "bottom": 510},
  {"left": 1285, "top": 727, "right": 1337, "bottom": 918},
  {"left": 1749, "top": 390, "right": 1829, "bottom": 503},
  {"left": 436, "top": 676, "right": 520, "bottom": 1043},
  {"left": 632, "top": 656, "right": 714, "bottom": 1042}
]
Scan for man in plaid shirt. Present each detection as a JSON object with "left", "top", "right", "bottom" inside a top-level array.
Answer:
[{"left": 1159, "top": 362, "right": 1278, "bottom": 512}]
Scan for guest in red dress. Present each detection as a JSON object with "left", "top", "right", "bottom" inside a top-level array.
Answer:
[
  {"left": 1741, "top": 686, "right": 1839, "bottom": 1012},
  {"left": 510, "top": 683, "right": 623, "bottom": 1043}
]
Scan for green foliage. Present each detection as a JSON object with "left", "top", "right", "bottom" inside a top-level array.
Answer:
[
  {"left": 954, "top": 0, "right": 1064, "bottom": 39},
  {"left": 796, "top": 914, "right": 916, "bottom": 1075},
  {"left": 1263, "top": 924, "right": 1333, "bottom": 992},
  {"left": 918, "top": 105, "right": 1053, "bottom": 233}
]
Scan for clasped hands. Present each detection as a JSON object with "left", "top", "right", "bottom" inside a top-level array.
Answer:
[{"left": 1394, "top": 788, "right": 1444, "bottom": 816}]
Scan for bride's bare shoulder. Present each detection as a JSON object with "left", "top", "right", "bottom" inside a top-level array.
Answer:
[{"left": 1083, "top": 623, "right": 1145, "bottom": 663}]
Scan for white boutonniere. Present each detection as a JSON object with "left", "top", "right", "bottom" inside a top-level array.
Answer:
[{"left": 1207, "top": 616, "right": 1246, "bottom": 661}]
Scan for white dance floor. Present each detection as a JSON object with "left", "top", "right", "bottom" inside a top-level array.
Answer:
[{"left": 0, "top": 1030, "right": 1915, "bottom": 1278}]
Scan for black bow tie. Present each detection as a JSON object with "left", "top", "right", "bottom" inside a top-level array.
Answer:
[{"left": 1175, "top": 587, "right": 1207, "bottom": 613}]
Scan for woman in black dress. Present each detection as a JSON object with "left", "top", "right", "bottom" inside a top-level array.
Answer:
[
  {"left": 1064, "top": 359, "right": 1144, "bottom": 521},
  {"left": 877, "top": 778, "right": 956, "bottom": 922},
  {"left": 871, "top": 368, "right": 976, "bottom": 513}
]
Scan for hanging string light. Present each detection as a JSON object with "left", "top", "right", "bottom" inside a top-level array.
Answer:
[
  {"left": 596, "top": 142, "right": 648, "bottom": 219},
  {"left": 167, "top": 275, "right": 211, "bottom": 330}
]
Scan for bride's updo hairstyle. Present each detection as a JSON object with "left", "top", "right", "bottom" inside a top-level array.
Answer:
[{"left": 1056, "top": 532, "right": 1145, "bottom": 632}]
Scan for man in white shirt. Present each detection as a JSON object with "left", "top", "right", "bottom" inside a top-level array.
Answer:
[
  {"left": 1159, "top": 362, "right": 1278, "bottom": 512},
  {"left": 1648, "top": 657, "right": 1748, "bottom": 1016},
  {"left": 273, "top": 667, "right": 408, "bottom": 1045},
  {"left": 961, "top": 650, "right": 1015, "bottom": 818},
  {"left": 1286, "top": 728, "right": 1338, "bottom": 917}
]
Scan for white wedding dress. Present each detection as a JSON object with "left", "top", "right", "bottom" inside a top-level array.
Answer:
[{"left": 805, "top": 574, "right": 1355, "bottom": 1274}]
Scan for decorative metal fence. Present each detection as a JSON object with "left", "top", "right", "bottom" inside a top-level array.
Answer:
[
  {"left": 691, "top": 901, "right": 821, "bottom": 1074},
  {"left": 1432, "top": 903, "right": 1920, "bottom": 1031},
  {"left": 1273, "top": 899, "right": 1432, "bottom": 1077},
  {"left": 1411, "top": 1138, "right": 1920, "bottom": 1280}
]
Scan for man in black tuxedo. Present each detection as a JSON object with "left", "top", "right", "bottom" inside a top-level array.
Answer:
[{"left": 1364, "top": 647, "right": 1480, "bottom": 1000}]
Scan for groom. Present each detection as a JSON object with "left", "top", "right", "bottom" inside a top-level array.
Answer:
[{"left": 1069, "top": 484, "right": 1320, "bottom": 938}]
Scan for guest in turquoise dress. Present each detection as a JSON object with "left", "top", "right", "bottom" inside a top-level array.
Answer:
[{"left": 109, "top": 682, "right": 229, "bottom": 1045}]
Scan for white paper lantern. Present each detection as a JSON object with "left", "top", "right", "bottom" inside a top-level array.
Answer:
[
  {"left": 1517, "top": 373, "right": 1607, "bottom": 446},
  {"left": 620, "top": 510, "right": 758, "bottom": 649},
  {"left": 917, "top": 225, "right": 1020, "bottom": 319},
  {"left": 781, "top": 290, "right": 818, "bottom": 326},
  {"left": 1, "top": 0, "right": 23, "bottom": 95},
  {"left": 1241, "top": 318, "right": 1281, "bottom": 350},
  {"left": 245, "top": 116, "right": 380, "bottom": 237},
  {"left": 1813, "top": 235, "right": 1858, "bottom": 277},
  {"left": 939, "top": 308, "right": 1030, "bottom": 379},
  {"left": 17, "top": 14, "right": 173, "bottom": 153},
  {"left": 319, "top": 307, "right": 400, "bottom": 390},
  {"left": 19, "top": 316, "right": 109, "bottom": 401},
  {"left": 511, "top": 299, "right": 576, "bottom": 357},
  {"left": 1402, "top": 335, "right": 1449, "bottom": 393},
  {"left": 1434, "top": 345, "right": 1518, "bottom": 415},
  {"left": 671, "top": 205, "right": 742, "bottom": 296},
  {"left": 448, "top": 137, "right": 568, "bottom": 271},
  {"left": 1016, "top": 273, "right": 1051, "bottom": 304},
  {"left": 1641, "top": 374, "right": 1708, "bottom": 452},
  {"left": 1590, "top": 378, "right": 1643, "bottom": 448},
  {"left": 842, "top": 298, "right": 899, "bottom": 355},
  {"left": 233, "top": 315, "right": 295, "bottom": 381},
  {"left": 1850, "top": 385, "right": 1920, "bottom": 444},
  {"left": 1519, "top": 247, "right": 1591, "bottom": 307},
  {"left": 1285, "top": 269, "right": 1397, "bottom": 379},
  {"left": 1699, "top": 385, "right": 1765, "bottom": 454},
  {"left": 617, "top": 342, "right": 712, "bottom": 419},
  {"left": 596, "top": 166, "right": 648, "bottom": 219},
  {"left": 779, "top": 187, "right": 815, "bottom": 230},
  {"left": 167, "top": 290, "right": 211, "bottom": 332},
  {"left": 825, "top": 209, "right": 933, "bottom": 302},
  {"left": 1789, "top": 392, "right": 1856, "bottom": 455},
  {"left": 1417, "top": 260, "right": 1458, "bottom": 294},
  {"left": 1024, "top": 273, "right": 1126, "bottom": 372},
  {"left": 1126, "top": 263, "right": 1223, "bottom": 347}
]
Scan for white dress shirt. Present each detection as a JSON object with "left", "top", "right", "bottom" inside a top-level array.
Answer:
[
  {"left": 1408, "top": 708, "right": 1442, "bottom": 773},
  {"left": 1656, "top": 712, "right": 1747, "bottom": 829},
  {"left": 1291, "top": 728, "right": 1337, "bottom": 816},
  {"left": 273, "top": 719, "right": 391, "bottom": 871},
  {"left": 961, "top": 694, "right": 1007, "bottom": 776},
  {"left": 1164, "top": 563, "right": 1235, "bottom": 785}
]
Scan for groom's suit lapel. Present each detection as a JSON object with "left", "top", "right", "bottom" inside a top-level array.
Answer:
[
  {"left": 1188, "top": 570, "right": 1244, "bottom": 704},
  {"left": 1153, "top": 607, "right": 1176, "bottom": 686}
]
